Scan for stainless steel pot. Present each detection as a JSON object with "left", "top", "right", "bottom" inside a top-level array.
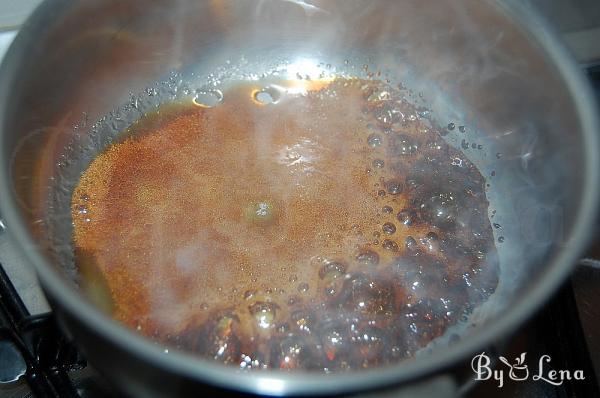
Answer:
[{"left": 0, "top": 0, "right": 598, "bottom": 396}]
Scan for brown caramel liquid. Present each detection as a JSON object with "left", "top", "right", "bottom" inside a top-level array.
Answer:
[{"left": 72, "top": 78, "right": 498, "bottom": 371}]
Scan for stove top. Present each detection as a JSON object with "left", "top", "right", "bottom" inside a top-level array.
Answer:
[{"left": 1, "top": 2, "right": 600, "bottom": 397}]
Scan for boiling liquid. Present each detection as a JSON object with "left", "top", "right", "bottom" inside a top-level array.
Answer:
[{"left": 72, "top": 78, "right": 498, "bottom": 371}]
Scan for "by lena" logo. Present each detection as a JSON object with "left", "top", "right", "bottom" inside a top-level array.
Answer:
[{"left": 471, "top": 352, "right": 585, "bottom": 388}]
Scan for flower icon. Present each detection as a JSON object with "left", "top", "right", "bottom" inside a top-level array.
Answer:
[{"left": 499, "top": 352, "right": 529, "bottom": 381}]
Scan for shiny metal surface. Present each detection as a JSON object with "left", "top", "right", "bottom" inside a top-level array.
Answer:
[
  {"left": 0, "top": 29, "right": 49, "bottom": 316},
  {"left": 0, "top": 0, "right": 598, "bottom": 396}
]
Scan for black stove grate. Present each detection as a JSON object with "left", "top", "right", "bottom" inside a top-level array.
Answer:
[{"left": 0, "top": 264, "right": 85, "bottom": 398}]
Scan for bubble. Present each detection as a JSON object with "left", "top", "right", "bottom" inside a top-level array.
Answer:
[
  {"left": 319, "top": 262, "right": 347, "bottom": 280},
  {"left": 393, "top": 256, "right": 450, "bottom": 302},
  {"left": 274, "top": 334, "right": 318, "bottom": 370},
  {"left": 451, "top": 158, "right": 463, "bottom": 167},
  {"left": 493, "top": 223, "right": 501, "bottom": 229},
  {"left": 447, "top": 123, "right": 455, "bottom": 131},
  {"left": 372, "top": 159, "right": 385, "bottom": 169},
  {"left": 389, "top": 134, "right": 418, "bottom": 156},
  {"left": 291, "top": 310, "right": 315, "bottom": 334},
  {"left": 405, "top": 236, "right": 418, "bottom": 251},
  {"left": 239, "top": 352, "right": 268, "bottom": 371},
  {"left": 382, "top": 239, "right": 399, "bottom": 252},
  {"left": 193, "top": 89, "right": 223, "bottom": 108},
  {"left": 248, "top": 302, "right": 279, "bottom": 329},
  {"left": 373, "top": 104, "right": 403, "bottom": 126},
  {"left": 287, "top": 295, "right": 300, "bottom": 306},
  {"left": 458, "top": 125, "right": 466, "bottom": 133},
  {"left": 426, "top": 138, "right": 445, "bottom": 151},
  {"left": 367, "top": 133, "right": 383, "bottom": 148},
  {"left": 498, "top": 236, "right": 505, "bottom": 243},
  {"left": 377, "top": 190, "right": 386, "bottom": 197},
  {"left": 289, "top": 274, "right": 298, "bottom": 283},
  {"left": 422, "top": 232, "right": 440, "bottom": 252},
  {"left": 418, "top": 191, "right": 462, "bottom": 228},
  {"left": 382, "top": 222, "right": 396, "bottom": 235},
  {"left": 243, "top": 290, "right": 256, "bottom": 300},
  {"left": 245, "top": 201, "right": 276, "bottom": 224},
  {"left": 276, "top": 323, "right": 290, "bottom": 334},
  {"left": 145, "top": 87, "right": 157, "bottom": 96},
  {"left": 382, "top": 205, "right": 393, "bottom": 214},
  {"left": 197, "top": 312, "right": 241, "bottom": 364},
  {"left": 396, "top": 209, "right": 416, "bottom": 226},
  {"left": 324, "top": 283, "right": 339, "bottom": 297},
  {"left": 320, "top": 319, "right": 349, "bottom": 362},
  {"left": 298, "top": 282, "right": 310, "bottom": 293},
  {"left": 352, "top": 326, "right": 389, "bottom": 365},
  {"left": 75, "top": 204, "right": 88, "bottom": 215},
  {"left": 253, "top": 86, "right": 283, "bottom": 105},
  {"left": 405, "top": 296, "right": 459, "bottom": 341},
  {"left": 385, "top": 180, "right": 403, "bottom": 195},
  {"left": 356, "top": 250, "right": 380, "bottom": 266},
  {"left": 336, "top": 273, "right": 395, "bottom": 317}
]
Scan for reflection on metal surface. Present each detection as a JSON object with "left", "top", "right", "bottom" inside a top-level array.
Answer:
[
  {"left": 0, "top": 0, "right": 42, "bottom": 31},
  {"left": 0, "top": 340, "right": 26, "bottom": 384},
  {"left": 0, "top": 30, "right": 17, "bottom": 59}
]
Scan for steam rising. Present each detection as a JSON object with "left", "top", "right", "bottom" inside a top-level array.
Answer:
[{"left": 35, "top": 0, "right": 571, "bottom": 370}]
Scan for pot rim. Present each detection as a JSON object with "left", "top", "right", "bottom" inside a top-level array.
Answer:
[{"left": 0, "top": 0, "right": 598, "bottom": 396}]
